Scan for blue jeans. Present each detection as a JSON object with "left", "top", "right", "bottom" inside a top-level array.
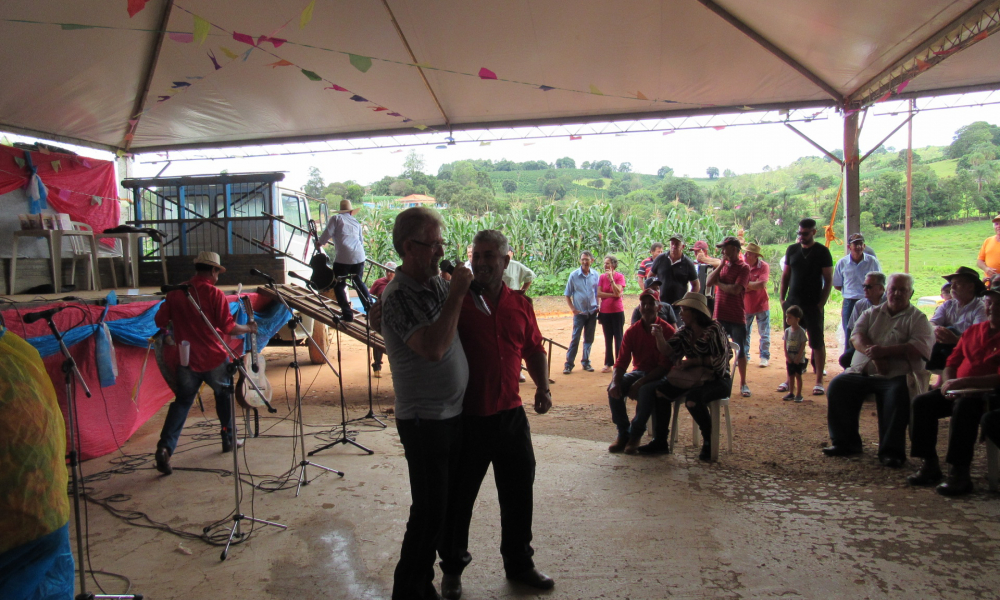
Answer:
[
  {"left": 841, "top": 298, "right": 860, "bottom": 342},
  {"left": 628, "top": 374, "right": 672, "bottom": 440},
  {"left": 608, "top": 370, "right": 645, "bottom": 438},
  {"left": 744, "top": 310, "right": 771, "bottom": 360},
  {"left": 157, "top": 361, "right": 235, "bottom": 454},
  {"left": 565, "top": 311, "right": 598, "bottom": 370}
]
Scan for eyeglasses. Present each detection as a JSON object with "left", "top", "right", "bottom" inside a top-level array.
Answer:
[
  {"left": 411, "top": 239, "right": 448, "bottom": 252},
  {"left": 862, "top": 284, "right": 880, "bottom": 290}
]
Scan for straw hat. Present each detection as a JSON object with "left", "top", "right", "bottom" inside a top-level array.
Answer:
[
  {"left": 673, "top": 292, "right": 712, "bottom": 319},
  {"left": 193, "top": 251, "right": 226, "bottom": 273},
  {"left": 943, "top": 266, "right": 986, "bottom": 296},
  {"left": 744, "top": 242, "right": 763, "bottom": 256},
  {"left": 338, "top": 199, "right": 360, "bottom": 214}
]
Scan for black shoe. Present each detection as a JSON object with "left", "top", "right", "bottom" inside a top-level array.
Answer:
[
  {"left": 907, "top": 461, "right": 943, "bottom": 486},
  {"left": 822, "top": 445, "right": 861, "bottom": 457},
  {"left": 441, "top": 573, "right": 462, "bottom": 600},
  {"left": 582, "top": 364, "right": 594, "bottom": 372},
  {"left": 879, "top": 456, "right": 906, "bottom": 469},
  {"left": 937, "top": 466, "right": 974, "bottom": 497},
  {"left": 506, "top": 567, "right": 554, "bottom": 590},
  {"left": 637, "top": 440, "right": 671, "bottom": 455},
  {"left": 155, "top": 447, "right": 172, "bottom": 475},
  {"left": 341, "top": 310, "right": 354, "bottom": 323},
  {"left": 698, "top": 443, "right": 712, "bottom": 461}
]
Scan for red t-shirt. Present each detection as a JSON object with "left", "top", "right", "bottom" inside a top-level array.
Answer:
[
  {"left": 713, "top": 259, "right": 751, "bottom": 324},
  {"left": 947, "top": 320, "right": 1000, "bottom": 379},
  {"left": 614, "top": 317, "right": 675, "bottom": 373},
  {"left": 599, "top": 271, "right": 626, "bottom": 314},
  {"left": 744, "top": 259, "right": 770, "bottom": 315},
  {"left": 457, "top": 284, "right": 546, "bottom": 417},
  {"left": 369, "top": 276, "right": 391, "bottom": 298},
  {"left": 154, "top": 274, "right": 236, "bottom": 372}
]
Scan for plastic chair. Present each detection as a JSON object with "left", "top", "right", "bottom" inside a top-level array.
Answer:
[
  {"left": 668, "top": 340, "right": 740, "bottom": 461},
  {"left": 68, "top": 222, "right": 122, "bottom": 289}
]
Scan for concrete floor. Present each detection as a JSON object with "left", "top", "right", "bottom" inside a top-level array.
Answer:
[{"left": 75, "top": 405, "right": 1000, "bottom": 600}]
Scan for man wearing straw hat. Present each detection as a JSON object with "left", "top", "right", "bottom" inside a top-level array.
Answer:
[
  {"left": 743, "top": 242, "right": 771, "bottom": 368},
  {"left": 317, "top": 198, "right": 373, "bottom": 322},
  {"left": 926, "top": 266, "right": 987, "bottom": 371},
  {"left": 153, "top": 252, "right": 258, "bottom": 475}
]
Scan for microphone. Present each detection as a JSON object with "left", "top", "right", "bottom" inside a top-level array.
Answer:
[
  {"left": 160, "top": 284, "right": 191, "bottom": 294},
  {"left": 250, "top": 268, "right": 275, "bottom": 283},
  {"left": 287, "top": 271, "right": 312, "bottom": 285},
  {"left": 439, "top": 261, "right": 491, "bottom": 316},
  {"left": 23, "top": 305, "right": 67, "bottom": 324}
]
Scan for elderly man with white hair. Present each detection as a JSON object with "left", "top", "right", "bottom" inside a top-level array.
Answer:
[{"left": 823, "top": 273, "right": 934, "bottom": 468}]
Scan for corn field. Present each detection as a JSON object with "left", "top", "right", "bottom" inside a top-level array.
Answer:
[{"left": 357, "top": 202, "right": 733, "bottom": 295}]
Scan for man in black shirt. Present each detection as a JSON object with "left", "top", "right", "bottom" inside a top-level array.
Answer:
[
  {"left": 649, "top": 234, "right": 700, "bottom": 305},
  {"left": 780, "top": 218, "right": 834, "bottom": 395}
]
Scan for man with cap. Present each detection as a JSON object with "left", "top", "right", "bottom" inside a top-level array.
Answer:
[
  {"left": 635, "top": 242, "right": 664, "bottom": 289},
  {"left": 692, "top": 240, "right": 720, "bottom": 294},
  {"left": 743, "top": 242, "right": 771, "bottom": 368},
  {"left": 976, "top": 215, "right": 1000, "bottom": 278},
  {"left": 908, "top": 283, "right": 1000, "bottom": 496},
  {"left": 780, "top": 218, "right": 834, "bottom": 396},
  {"left": 649, "top": 234, "right": 700, "bottom": 306},
  {"left": 707, "top": 236, "right": 752, "bottom": 397},
  {"left": 833, "top": 233, "right": 882, "bottom": 343},
  {"left": 367, "top": 261, "right": 397, "bottom": 378},
  {"left": 153, "top": 252, "right": 258, "bottom": 475},
  {"left": 317, "top": 198, "right": 372, "bottom": 322},
  {"left": 927, "top": 267, "right": 987, "bottom": 371},
  {"left": 608, "top": 287, "right": 676, "bottom": 455},
  {"left": 630, "top": 278, "right": 677, "bottom": 327}
]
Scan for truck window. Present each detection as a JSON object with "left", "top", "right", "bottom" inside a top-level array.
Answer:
[{"left": 282, "top": 194, "right": 304, "bottom": 234}]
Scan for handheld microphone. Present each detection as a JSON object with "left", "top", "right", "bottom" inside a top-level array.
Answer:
[
  {"left": 439, "top": 261, "right": 490, "bottom": 315},
  {"left": 160, "top": 284, "right": 191, "bottom": 294},
  {"left": 287, "top": 271, "right": 311, "bottom": 284},
  {"left": 23, "top": 305, "right": 68, "bottom": 324},
  {"left": 250, "top": 268, "right": 275, "bottom": 283}
]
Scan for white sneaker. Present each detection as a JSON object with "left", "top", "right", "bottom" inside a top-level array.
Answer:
[{"left": 759, "top": 358, "right": 769, "bottom": 368}]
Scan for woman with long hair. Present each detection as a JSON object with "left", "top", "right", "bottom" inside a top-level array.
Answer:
[{"left": 598, "top": 254, "right": 626, "bottom": 373}]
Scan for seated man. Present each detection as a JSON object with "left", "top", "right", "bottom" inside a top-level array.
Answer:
[
  {"left": 908, "top": 286, "right": 1000, "bottom": 496},
  {"left": 927, "top": 266, "right": 986, "bottom": 370},
  {"left": 608, "top": 289, "right": 675, "bottom": 454},
  {"left": 838, "top": 271, "right": 887, "bottom": 369},
  {"left": 823, "top": 273, "right": 934, "bottom": 467},
  {"left": 629, "top": 279, "right": 677, "bottom": 327}
]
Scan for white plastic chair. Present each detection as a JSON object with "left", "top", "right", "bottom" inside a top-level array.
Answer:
[
  {"left": 68, "top": 221, "right": 122, "bottom": 289},
  {"left": 668, "top": 340, "right": 740, "bottom": 461}
]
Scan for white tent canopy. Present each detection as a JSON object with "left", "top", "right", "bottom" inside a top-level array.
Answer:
[{"left": 2, "top": 0, "right": 999, "bottom": 154}]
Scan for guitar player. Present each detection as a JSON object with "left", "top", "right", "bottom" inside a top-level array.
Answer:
[
  {"left": 153, "top": 252, "right": 258, "bottom": 476},
  {"left": 316, "top": 199, "right": 374, "bottom": 322}
]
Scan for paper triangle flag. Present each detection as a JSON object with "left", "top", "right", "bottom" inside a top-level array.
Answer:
[
  {"left": 436, "top": 145, "right": 447, "bottom": 149},
  {"left": 712, "top": 126, "right": 726, "bottom": 131},
  {"left": 116, "top": 149, "right": 126, "bottom": 157},
  {"left": 51, "top": 160, "right": 61, "bottom": 172},
  {"left": 915, "top": 58, "right": 931, "bottom": 72},
  {"left": 372, "top": 107, "right": 388, "bottom": 111},
  {"left": 157, "top": 95, "right": 171, "bottom": 102},
  {"left": 193, "top": 16, "right": 210, "bottom": 44},
  {"left": 242, "top": 48, "right": 253, "bottom": 62},
  {"left": 124, "top": 133, "right": 134, "bottom": 142},
  {"left": 387, "top": 112, "right": 401, "bottom": 117},
  {"left": 391, "top": 149, "right": 403, "bottom": 153},
  {"left": 172, "top": 81, "right": 191, "bottom": 88},
  {"left": 480, "top": 142, "right": 491, "bottom": 146},
  {"left": 478, "top": 67, "right": 498, "bottom": 80},
  {"left": 662, "top": 130, "right": 675, "bottom": 135},
  {"left": 0, "top": 136, "right": 11, "bottom": 146},
  {"left": 61, "top": 24, "right": 96, "bottom": 30},
  {"left": 127, "top": 0, "right": 148, "bottom": 18},
  {"left": 877, "top": 91, "right": 893, "bottom": 103},
  {"left": 129, "top": 119, "right": 139, "bottom": 128},
  {"left": 414, "top": 124, "right": 428, "bottom": 130},
  {"left": 350, "top": 54, "right": 373, "bottom": 73},
  {"left": 570, "top": 135, "right": 582, "bottom": 140},
  {"left": 269, "top": 59, "right": 294, "bottom": 68},
  {"left": 973, "top": 31, "right": 989, "bottom": 42},
  {"left": 220, "top": 46, "right": 239, "bottom": 60},
  {"left": 14, "top": 156, "right": 25, "bottom": 168},
  {"left": 301, "top": 69, "right": 322, "bottom": 81},
  {"left": 208, "top": 50, "right": 222, "bottom": 70},
  {"left": 589, "top": 85, "right": 603, "bottom": 95},
  {"left": 169, "top": 32, "right": 193, "bottom": 43},
  {"left": 91, "top": 195, "right": 103, "bottom": 206},
  {"left": 538, "top": 85, "right": 554, "bottom": 91},
  {"left": 233, "top": 32, "right": 256, "bottom": 46},
  {"left": 39, "top": 146, "right": 50, "bottom": 154},
  {"left": 349, "top": 95, "right": 368, "bottom": 102},
  {"left": 301, "top": 0, "right": 316, "bottom": 28},
  {"left": 325, "top": 84, "right": 349, "bottom": 92},
  {"left": 636, "top": 90, "right": 648, "bottom": 100},
  {"left": 523, "top": 142, "right": 535, "bottom": 146},
  {"left": 896, "top": 80, "right": 910, "bottom": 93}
]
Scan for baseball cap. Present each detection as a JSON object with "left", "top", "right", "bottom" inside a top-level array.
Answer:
[
  {"left": 639, "top": 288, "right": 660, "bottom": 303},
  {"left": 715, "top": 236, "right": 741, "bottom": 249},
  {"left": 692, "top": 240, "right": 709, "bottom": 252},
  {"left": 848, "top": 233, "right": 865, "bottom": 244},
  {"left": 668, "top": 233, "right": 684, "bottom": 243}
]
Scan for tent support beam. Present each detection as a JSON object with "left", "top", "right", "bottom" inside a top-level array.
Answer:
[
  {"left": 843, "top": 112, "right": 861, "bottom": 250},
  {"left": 694, "top": 0, "right": 843, "bottom": 103},
  {"left": 848, "top": 0, "right": 1000, "bottom": 108},
  {"left": 380, "top": 0, "right": 450, "bottom": 126},
  {"left": 125, "top": 0, "right": 175, "bottom": 152},
  {"left": 0, "top": 123, "right": 118, "bottom": 154},
  {"left": 783, "top": 123, "right": 843, "bottom": 165},
  {"left": 860, "top": 114, "right": 913, "bottom": 163}
]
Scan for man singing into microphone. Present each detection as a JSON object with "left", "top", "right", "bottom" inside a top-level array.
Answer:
[
  {"left": 153, "top": 252, "right": 257, "bottom": 476},
  {"left": 439, "top": 229, "right": 554, "bottom": 598}
]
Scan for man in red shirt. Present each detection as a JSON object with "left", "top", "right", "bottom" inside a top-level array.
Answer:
[
  {"left": 367, "top": 261, "right": 396, "bottom": 377},
  {"left": 609, "top": 289, "right": 675, "bottom": 455},
  {"left": 153, "top": 252, "right": 257, "bottom": 475},
  {"left": 707, "top": 237, "right": 752, "bottom": 397},
  {"left": 439, "top": 230, "right": 553, "bottom": 598},
  {"left": 743, "top": 242, "right": 771, "bottom": 368},
  {"left": 908, "top": 287, "right": 1000, "bottom": 496}
]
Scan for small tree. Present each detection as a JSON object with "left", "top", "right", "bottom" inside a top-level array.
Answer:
[
  {"left": 501, "top": 180, "right": 518, "bottom": 193},
  {"left": 555, "top": 157, "right": 576, "bottom": 169},
  {"left": 657, "top": 166, "right": 674, "bottom": 178},
  {"left": 402, "top": 150, "right": 425, "bottom": 178},
  {"left": 600, "top": 165, "right": 613, "bottom": 178},
  {"left": 304, "top": 166, "right": 326, "bottom": 198},
  {"left": 723, "top": 169, "right": 735, "bottom": 178},
  {"left": 618, "top": 162, "right": 632, "bottom": 173},
  {"left": 706, "top": 166, "right": 719, "bottom": 179}
]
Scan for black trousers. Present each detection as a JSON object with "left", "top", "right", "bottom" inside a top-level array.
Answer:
[
  {"left": 926, "top": 342, "right": 956, "bottom": 371},
  {"left": 655, "top": 377, "right": 733, "bottom": 442},
  {"left": 599, "top": 311, "right": 625, "bottom": 367},
  {"left": 393, "top": 415, "right": 462, "bottom": 600},
  {"left": 982, "top": 409, "right": 1000, "bottom": 447},
  {"left": 439, "top": 406, "right": 536, "bottom": 577},
  {"left": 910, "top": 390, "right": 989, "bottom": 468},
  {"left": 826, "top": 373, "right": 910, "bottom": 460},
  {"left": 333, "top": 261, "right": 372, "bottom": 312}
]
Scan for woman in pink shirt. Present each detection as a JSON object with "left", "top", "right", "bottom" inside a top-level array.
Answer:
[{"left": 598, "top": 255, "right": 626, "bottom": 372}]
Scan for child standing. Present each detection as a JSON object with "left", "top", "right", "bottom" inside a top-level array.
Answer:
[{"left": 783, "top": 305, "right": 808, "bottom": 403}]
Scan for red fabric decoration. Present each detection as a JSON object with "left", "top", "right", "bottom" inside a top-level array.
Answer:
[
  {"left": 127, "top": 0, "right": 148, "bottom": 18},
  {"left": 478, "top": 67, "right": 498, "bottom": 80},
  {"left": 233, "top": 32, "right": 256, "bottom": 46},
  {"left": 325, "top": 84, "right": 349, "bottom": 91}
]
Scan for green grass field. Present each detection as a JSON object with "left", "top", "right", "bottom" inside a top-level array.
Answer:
[{"left": 925, "top": 158, "right": 958, "bottom": 178}]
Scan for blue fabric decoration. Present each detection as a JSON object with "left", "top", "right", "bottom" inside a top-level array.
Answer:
[
  {"left": 94, "top": 305, "right": 117, "bottom": 387},
  {"left": 25, "top": 299, "right": 292, "bottom": 360},
  {"left": 0, "top": 522, "right": 75, "bottom": 600},
  {"left": 23, "top": 152, "right": 48, "bottom": 215}
]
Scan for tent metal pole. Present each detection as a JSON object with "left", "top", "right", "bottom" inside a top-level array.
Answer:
[
  {"left": 379, "top": 0, "right": 450, "bottom": 126},
  {"left": 124, "top": 0, "right": 175, "bottom": 153},
  {"left": 905, "top": 99, "right": 914, "bottom": 273},
  {"left": 843, "top": 112, "right": 861, "bottom": 248}
]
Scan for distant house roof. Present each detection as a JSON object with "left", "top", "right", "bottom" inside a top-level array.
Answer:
[{"left": 399, "top": 194, "right": 437, "bottom": 205}]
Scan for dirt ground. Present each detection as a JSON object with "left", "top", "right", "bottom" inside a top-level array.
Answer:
[{"left": 258, "top": 293, "right": 999, "bottom": 493}]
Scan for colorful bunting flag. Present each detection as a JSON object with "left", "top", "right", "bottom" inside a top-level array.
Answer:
[
  {"left": 877, "top": 91, "right": 893, "bottom": 103},
  {"left": 662, "top": 131, "right": 675, "bottom": 135},
  {"left": 538, "top": 85, "right": 554, "bottom": 91},
  {"left": 193, "top": 16, "right": 210, "bottom": 44},
  {"left": 523, "top": 143, "right": 535, "bottom": 146},
  {"left": 39, "top": 146, "right": 50, "bottom": 154},
  {"left": 712, "top": 126, "right": 726, "bottom": 130},
  {"left": 636, "top": 91, "right": 648, "bottom": 100},
  {"left": 350, "top": 54, "right": 373, "bottom": 73},
  {"left": 973, "top": 31, "right": 989, "bottom": 42},
  {"left": 896, "top": 80, "right": 910, "bottom": 93},
  {"left": 301, "top": 0, "right": 316, "bottom": 28},
  {"left": 242, "top": 49, "right": 253, "bottom": 62},
  {"left": 414, "top": 124, "right": 428, "bottom": 130},
  {"left": 116, "top": 149, "right": 126, "bottom": 157},
  {"left": 436, "top": 145, "right": 447, "bottom": 149},
  {"left": 171, "top": 81, "right": 191, "bottom": 88},
  {"left": 387, "top": 112, "right": 401, "bottom": 117},
  {"left": 81, "top": 159, "right": 92, "bottom": 168},
  {"left": 124, "top": 133, "right": 134, "bottom": 141},
  {"left": 478, "top": 67, "right": 498, "bottom": 80},
  {"left": 127, "top": 0, "right": 148, "bottom": 18},
  {"left": 589, "top": 85, "right": 603, "bottom": 95},
  {"left": 325, "top": 84, "right": 349, "bottom": 91},
  {"left": 257, "top": 36, "right": 286, "bottom": 48},
  {"left": 268, "top": 59, "right": 294, "bottom": 68},
  {"left": 301, "top": 69, "right": 322, "bottom": 81},
  {"left": 220, "top": 46, "right": 239, "bottom": 59},
  {"left": 58, "top": 189, "right": 70, "bottom": 200},
  {"left": 391, "top": 149, "right": 403, "bottom": 153},
  {"left": 169, "top": 32, "right": 194, "bottom": 43},
  {"left": 91, "top": 195, "right": 103, "bottom": 206},
  {"left": 569, "top": 135, "right": 582, "bottom": 140},
  {"left": 402, "top": 119, "right": 412, "bottom": 123},
  {"left": 233, "top": 32, "right": 256, "bottom": 46},
  {"left": 128, "top": 119, "right": 138, "bottom": 128},
  {"left": 14, "top": 156, "right": 25, "bottom": 168},
  {"left": 480, "top": 142, "right": 491, "bottom": 146},
  {"left": 372, "top": 107, "right": 388, "bottom": 111},
  {"left": 932, "top": 47, "right": 959, "bottom": 56},
  {"left": 61, "top": 24, "right": 96, "bottom": 30},
  {"left": 157, "top": 95, "right": 171, "bottom": 102},
  {"left": 51, "top": 160, "right": 61, "bottom": 172},
  {"left": 0, "top": 136, "right": 10, "bottom": 146},
  {"left": 915, "top": 58, "right": 931, "bottom": 72},
  {"left": 208, "top": 50, "right": 222, "bottom": 70},
  {"left": 349, "top": 95, "right": 368, "bottom": 102}
]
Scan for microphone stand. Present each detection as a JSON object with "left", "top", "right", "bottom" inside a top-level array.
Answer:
[
  {"left": 173, "top": 286, "right": 286, "bottom": 560},
  {"left": 43, "top": 315, "right": 143, "bottom": 600},
  {"left": 346, "top": 305, "right": 388, "bottom": 429},
  {"left": 250, "top": 273, "right": 356, "bottom": 494}
]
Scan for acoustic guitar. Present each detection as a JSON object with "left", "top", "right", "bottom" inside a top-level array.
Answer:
[
  {"left": 307, "top": 219, "right": 335, "bottom": 291},
  {"left": 235, "top": 294, "right": 273, "bottom": 410}
]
